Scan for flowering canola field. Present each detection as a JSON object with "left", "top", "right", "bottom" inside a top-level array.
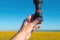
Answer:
[{"left": 0, "top": 31, "right": 60, "bottom": 40}]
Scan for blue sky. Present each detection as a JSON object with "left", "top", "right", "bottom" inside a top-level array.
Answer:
[{"left": 0, "top": 0, "right": 60, "bottom": 31}]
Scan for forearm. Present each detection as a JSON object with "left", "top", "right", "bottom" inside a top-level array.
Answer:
[{"left": 11, "top": 30, "right": 27, "bottom": 40}]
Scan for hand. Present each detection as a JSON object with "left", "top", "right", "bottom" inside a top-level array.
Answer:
[{"left": 11, "top": 15, "right": 42, "bottom": 40}]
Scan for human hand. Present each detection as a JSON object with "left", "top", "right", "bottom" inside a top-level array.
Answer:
[
  {"left": 20, "top": 15, "right": 42, "bottom": 40},
  {"left": 11, "top": 15, "right": 42, "bottom": 40}
]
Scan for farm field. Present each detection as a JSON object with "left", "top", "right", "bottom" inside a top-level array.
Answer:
[{"left": 0, "top": 31, "right": 60, "bottom": 40}]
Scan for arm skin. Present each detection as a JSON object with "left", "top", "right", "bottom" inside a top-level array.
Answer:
[{"left": 11, "top": 15, "right": 41, "bottom": 40}]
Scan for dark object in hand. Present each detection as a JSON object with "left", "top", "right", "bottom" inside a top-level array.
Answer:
[{"left": 32, "top": 0, "right": 43, "bottom": 23}]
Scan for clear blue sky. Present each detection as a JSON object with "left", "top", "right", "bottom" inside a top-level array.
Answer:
[{"left": 0, "top": 0, "right": 60, "bottom": 31}]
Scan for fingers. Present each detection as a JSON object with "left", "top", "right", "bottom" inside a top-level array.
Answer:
[
  {"left": 31, "top": 17, "right": 41, "bottom": 26},
  {"left": 23, "top": 15, "right": 43, "bottom": 28},
  {"left": 27, "top": 15, "right": 32, "bottom": 22},
  {"left": 30, "top": 17, "right": 43, "bottom": 31},
  {"left": 23, "top": 15, "right": 32, "bottom": 26},
  {"left": 33, "top": 26, "right": 41, "bottom": 31}
]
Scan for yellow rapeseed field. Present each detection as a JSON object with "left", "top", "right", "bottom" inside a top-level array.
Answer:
[{"left": 0, "top": 31, "right": 60, "bottom": 40}]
